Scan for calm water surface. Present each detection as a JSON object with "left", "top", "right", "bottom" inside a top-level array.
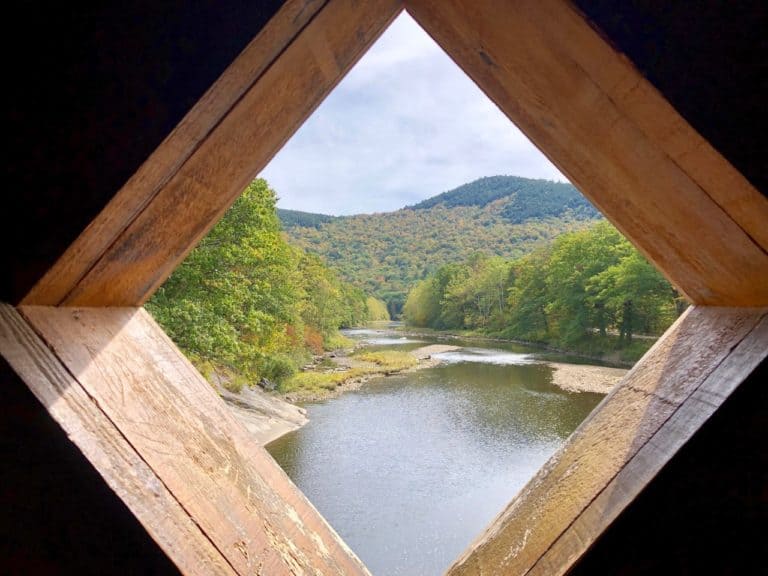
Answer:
[{"left": 267, "top": 327, "right": 604, "bottom": 576}]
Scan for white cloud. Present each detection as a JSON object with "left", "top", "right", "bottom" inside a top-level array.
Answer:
[{"left": 260, "top": 13, "right": 567, "bottom": 215}]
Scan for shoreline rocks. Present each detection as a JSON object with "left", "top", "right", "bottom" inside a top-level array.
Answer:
[{"left": 547, "top": 362, "right": 628, "bottom": 394}]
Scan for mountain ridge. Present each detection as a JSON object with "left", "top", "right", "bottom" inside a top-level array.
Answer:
[
  {"left": 279, "top": 175, "right": 597, "bottom": 222},
  {"left": 277, "top": 175, "right": 601, "bottom": 315}
]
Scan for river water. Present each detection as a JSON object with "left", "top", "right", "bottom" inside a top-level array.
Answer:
[{"left": 266, "top": 327, "right": 605, "bottom": 576}]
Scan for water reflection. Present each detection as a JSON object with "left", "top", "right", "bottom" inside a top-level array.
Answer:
[
  {"left": 267, "top": 332, "right": 603, "bottom": 576},
  {"left": 433, "top": 347, "right": 537, "bottom": 365},
  {"left": 343, "top": 327, "right": 424, "bottom": 346}
]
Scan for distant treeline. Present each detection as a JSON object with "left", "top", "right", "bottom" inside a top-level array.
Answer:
[
  {"left": 277, "top": 208, "right": 338, "bottom": 229},
  {"left": 404, "top": 221, "right": 687, "bottom": 360},
  {"left": 147, "top": 179, "right": 388, "bottom": 388},
  {"left": 279, "top": 175, "right": 603, "bottom": 316}
]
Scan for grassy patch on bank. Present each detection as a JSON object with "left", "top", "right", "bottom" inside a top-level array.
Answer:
[
  {"left": 280, "top": 350, "right": 418, "bottom": 396},
  {"left": 193, "top": 358, "right": 249, "bottom": 394},
  {"left": 353, "top": 350, "right": 418, "bottom": 371},
  {"left": 324, "top": 332, "right": 355, "bottom": 350},
  {"left": 280, "top": 369, "right": 367, "bottom": 394}
]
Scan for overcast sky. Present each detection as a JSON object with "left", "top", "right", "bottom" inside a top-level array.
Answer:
[{"left": 259, "top": 12, "right": 567, "bottom": 216}]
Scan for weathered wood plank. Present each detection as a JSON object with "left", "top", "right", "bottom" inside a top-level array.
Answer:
[
  {"left": 22, "top": 0, "right": 331, "bottom": 307},
  {"left": 0, "top": 304, "right": 237, "bottom": 576},
  {"left": 21, "top": 305, "right": 370, "bottom": 575},
  {"left": 528, "top": 312, "right": 768, "bottom": 576},
  {"left": 50, "top": 0, "right": 402, "bottom": 306},
  {"left": 548, "top": 0, "right": 768, "bottom": 253},
  {"left": 405, "top": 0, "right": 768, "bottom": 305},
  {"left": 445, "top": 306, "right": 767, "bottom": 576}
]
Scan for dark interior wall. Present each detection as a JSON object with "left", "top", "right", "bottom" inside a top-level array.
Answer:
[
  {"left": 4, "top": 0, "right": 285, "bottom": 303},
  {"left": 575, "top": 0, "right": 768, "bottom": 195},
  {"left": 568, "top": 358, "right": 768, "bottom": 576},
  {"left": 4, "top": 2, "right": 765, "bottom": 302},
  {"left": 3, "top": 4, "right": 764, "bottom": 574},
  {"left": 0, "top": 358, "right": 182, "bottom": 575}
]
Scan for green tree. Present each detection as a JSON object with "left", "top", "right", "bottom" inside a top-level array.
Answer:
[
  {"left": 506, "top": 249, "right": 551, "bottom": 340},
  {"left": 544, "top": 222, "right": 627, "bottom": 345},
  {"left": 147, "top": 178, "right": 384, "bottom": 386},
  {"left": 588, "top": 250, "right": 680, "bottom": 342},
  {"left": 366, "top": 296, "right": 391, "bottom": 321},
  {"left": 403, "top": 220, "right": 685, "bottom": 354},
  {"left": 147, "top": 179, "right": 301, "bottom": 380}
]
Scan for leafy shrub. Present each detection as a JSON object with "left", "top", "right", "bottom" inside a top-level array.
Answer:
[
  {"left": 304, "top": 327, "right": 324, "bottom": 354},
  {"left": 222, "top": 374, "right": 248, "bottom": 394},
  {"left": 324, "top": 332, "right": 355, "bottom": 351},
  {"left": 259, "top": 354, "right": 297, "bottom": 384}
]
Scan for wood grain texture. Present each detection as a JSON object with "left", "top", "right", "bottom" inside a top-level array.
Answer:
[
  {"left": 549, "top": 1, "right": 768, "bottom": 253},
  {"left": 445, "top": 306, "right": 767, "bottom": 576},
  {"left": 20, "top": 306, "right": 370, "bottom": 576},
  {"left": 22, "top": 0, "right": 329, "bottom": 306},
  {"left": 405, "top": 0, "right": 768, "bottom": 305},
  {"left": 527, "top": 312, "right": 768, "bottom": 576},
  {"left": 39, "top": 0, "right": 402, "bottom": 307},
  {"left": 0, "top": 304, "right": 237, "bottom": 576}
]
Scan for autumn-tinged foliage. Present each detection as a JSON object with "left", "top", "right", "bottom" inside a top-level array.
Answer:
[
  {"left": 365, "top": 296, "right": 390, "bottom": 321},
  {"left": 147, "top": 173, "right": 676, "bottom": 384},
  {"left": 279, "top": 176, "right": 602, "bottom": 315},
  {"left": 146, "top": 179, "right": 387, "bottom": 386},
  {"left": 404, "top": 221, "right": 686, "bottom": 360}
]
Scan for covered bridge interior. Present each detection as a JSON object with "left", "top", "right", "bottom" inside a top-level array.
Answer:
[{"left": 3, "top": 1, "right": 766, "bottom": 574}]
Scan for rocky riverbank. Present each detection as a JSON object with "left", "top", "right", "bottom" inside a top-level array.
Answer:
[
  {"left": 281, "top": 344, "right": 461, "bottom": 403},
  {"left": 218, "top": 339, "right": 627, "bottom": 446},
  {"left": 217, "top": 343, "right": 460, "bottom": 444},
  {"left": 547, "top": 362, "right": 628, "bottom": 394},
  {"left": 218, "top": 383, "right": 308, "bottom": 445}
]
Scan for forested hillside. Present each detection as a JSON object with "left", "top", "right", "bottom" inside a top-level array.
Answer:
[
  {"left": 146, "top": 179, "right": 388, "bottom": 390},
  {"left": 403, "top": 221, "right": 687, "bottom": 361},
  {"left": 407, "top": 175, "right": 598, "bottom": 223},
  {"left": 146, "top": 175, "right": 677, "bottom": 384},
  {"left": 279, "top": 176, "right": 601, "bottom": 315},
  {"left": 277, "top": 208, "right": 338, "bottom": 229}
]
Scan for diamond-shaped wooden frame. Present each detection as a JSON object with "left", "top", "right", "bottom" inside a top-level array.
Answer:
[{"left": 2, "top": 1, "right": 767, "bottom": 575}]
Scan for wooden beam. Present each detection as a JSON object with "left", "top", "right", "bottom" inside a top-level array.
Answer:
[
  {"left": 22, "top": 0, "right": 402, "bottom": 306},
  {"left": 22, "top": 0, "right": 328, "bottom": 307},
  {"left": 405, "top": 0, "right": 768, "bottom": 306},
  {"left": 444, "top": 306, "right": 767, "bottom": 576},
  {"left": 527, "top": 312, "right": 768, "bottom": 576},
  {"left": 18, "top": 305, "right": 370, "bottom": 576},
  {"left": 0, "top": 304, "right": 237, "bottom": 576}
]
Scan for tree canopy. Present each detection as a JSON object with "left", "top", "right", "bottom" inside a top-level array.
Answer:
[
  {"left": 279, "top": 175, "right": 602, "bottom": 314},
  {"left": 146, "top": 179, "right": 388, "bottom": 386},
  {"left": 404, "top": 221, "right": 685, "bottom": 358}
]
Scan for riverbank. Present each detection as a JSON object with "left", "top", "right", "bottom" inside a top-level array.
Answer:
[
  {"left": 218, "top": 337, "right": 627, "bottom": 446},
  {"left": 218, "top": 383, "right": 308, "bottom": 445},
  {"left": 215, "top": 343, "right": 459, "bottom": 445},
  {"left": 389, "top": 327, "right": 645, "bottom": 368},
  {"left": 548, "top": 362, "right": 628, "bottom": 394},
  {"left": 279, "top": 336, "right": 629, "bottom": 402},
  {"left": 394, "top": 328, "right": 630, "bottom": 392},
  {"left": 280, "top": 344, "right": 461, "bottom": 403}
]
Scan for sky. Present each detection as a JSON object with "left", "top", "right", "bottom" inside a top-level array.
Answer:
[{"left": 259, "top": 12, "right": 567, "bottom": 216}]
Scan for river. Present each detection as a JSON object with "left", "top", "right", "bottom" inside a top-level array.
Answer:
[{"left": 266, "top": 327, "right": 606, "bottom": 576}]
